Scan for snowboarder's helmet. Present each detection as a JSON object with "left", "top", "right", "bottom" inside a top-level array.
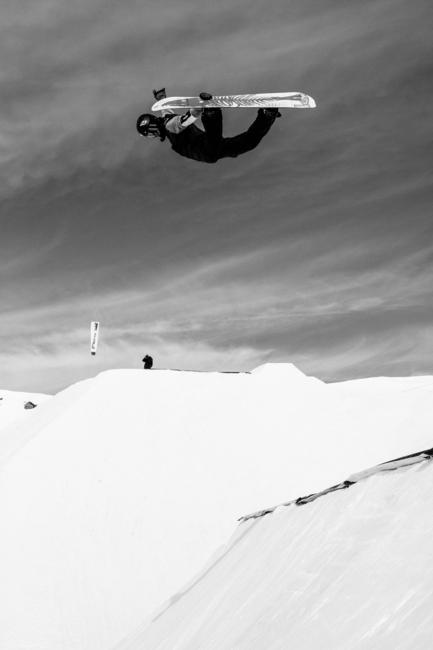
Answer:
[{"left": 136, "top": 113, "right": 162, "bottom": 138}]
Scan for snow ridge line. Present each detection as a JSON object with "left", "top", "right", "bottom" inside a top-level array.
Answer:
[
  {"left": 239, "top": 446, "right": 433, "bottom": 522},
  {"left": 151, "top": 369, "right": 251, "bottom": 374}
]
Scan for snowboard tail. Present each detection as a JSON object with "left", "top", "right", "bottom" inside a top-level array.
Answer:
[{"left": 152, "top": 92, "right": 316, "bottom": 112}]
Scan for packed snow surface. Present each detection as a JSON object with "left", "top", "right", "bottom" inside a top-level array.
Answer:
[
  {"left": 0, "top": 389, "right": 51, "bottom": 430},
  {"left": 1, "top": 363, "right": 432, "bottom": 650},
  {"left": 119, "top": 460, "right": 433, "bottom": 650}
]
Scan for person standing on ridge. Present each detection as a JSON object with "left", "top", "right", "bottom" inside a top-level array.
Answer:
[
  {"left": 142, "top": 355, "right": 153, "bottom": 370},
  {"left": 136, "top": 88, "right": 281, "bottom": 164}
]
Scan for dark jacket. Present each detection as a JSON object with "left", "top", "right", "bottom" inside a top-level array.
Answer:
[{"left": 142, "top": 355, "right": 153, "bottom": 369}]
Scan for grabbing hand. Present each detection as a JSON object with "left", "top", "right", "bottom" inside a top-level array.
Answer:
[{"left": 152, "top": 87, "right": 166, "bottom": 101}]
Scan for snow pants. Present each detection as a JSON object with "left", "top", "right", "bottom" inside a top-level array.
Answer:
[{"left": 201, "top": 108, "right": 277, "bottom": 162}]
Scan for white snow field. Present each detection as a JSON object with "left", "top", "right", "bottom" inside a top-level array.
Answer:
[
  {"left": 0, "top": 388, "right": 51, "bottom": 431},
  {"left": 118, "top": 456, "right": 433, "bottom": 650},
  {"left": 1, "top": 363, "right": 432, "bottom": 650}
]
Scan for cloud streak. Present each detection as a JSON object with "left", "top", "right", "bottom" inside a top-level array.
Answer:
[{"left": 1, "top": 0, "right": 432, "bottom": 390}]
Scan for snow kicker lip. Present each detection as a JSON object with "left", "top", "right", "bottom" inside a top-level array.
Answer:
[
  {"left": 239, "top": 446, "right": 433, "bottom": 522},
  {"left": 151, "top": 92, "right": 317, "bottom": 112}
]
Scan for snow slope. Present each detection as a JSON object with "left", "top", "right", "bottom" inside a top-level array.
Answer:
[
  {"left": 0, "top": 388, "right": 51, "bottom": 431},
  {"left": 119, "top": 456, "right": 433, "bottom": 650},
  {"left": 1, "top": 364, "right": 432, "bottom": 650}
]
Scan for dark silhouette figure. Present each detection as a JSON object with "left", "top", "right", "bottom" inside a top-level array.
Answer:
[
  {"left": 142, "top": 355, "right": 153, "bottom": 370},
  {"left": 136, "top": 89, "right": 281, "bottom": 164}
]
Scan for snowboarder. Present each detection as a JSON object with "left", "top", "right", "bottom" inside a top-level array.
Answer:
[
  {"left": 136, "top": 88, "right": 281, "bottom": 164},
  {"left": 142, "top": 355, "right": 153, "bottom": 370}
]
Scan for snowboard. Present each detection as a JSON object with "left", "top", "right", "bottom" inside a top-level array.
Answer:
[{"left": 151, "top": 91, "right": 316, "bottom": 112}]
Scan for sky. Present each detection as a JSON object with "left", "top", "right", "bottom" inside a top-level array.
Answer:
[{"left": 1, "top": 0, "right": 432, "bottom": 392}]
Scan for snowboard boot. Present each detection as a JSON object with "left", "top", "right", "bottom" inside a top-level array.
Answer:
[
  {"left": 152, "top": 87, "right": 166, "bottom": 101},
  {"left": 258, "top": 107, "right": 281, "bottom": 119}
]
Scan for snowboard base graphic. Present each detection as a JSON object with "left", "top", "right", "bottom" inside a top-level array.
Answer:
[{"left": 152, "top": 92, "right": 316, "bottom": 112}]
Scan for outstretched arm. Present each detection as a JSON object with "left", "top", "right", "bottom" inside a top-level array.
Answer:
[
  {"left": 164, "top": 108, "right": 202, "bottom": 134},
  {"left": 153, "top": 88, "right": 209, "bottom": 134}
]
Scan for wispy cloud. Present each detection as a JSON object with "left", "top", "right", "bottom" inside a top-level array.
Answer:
[
  {"left": 1, "top": 0, "right": 432, "bottom": 390},
  {"left": 2, "top": 225, "right": 433, "bottom": 390}
]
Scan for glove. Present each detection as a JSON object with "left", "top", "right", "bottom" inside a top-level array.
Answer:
[{"left": 153, "top": 87, "right": 166, "bottom": 100}]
